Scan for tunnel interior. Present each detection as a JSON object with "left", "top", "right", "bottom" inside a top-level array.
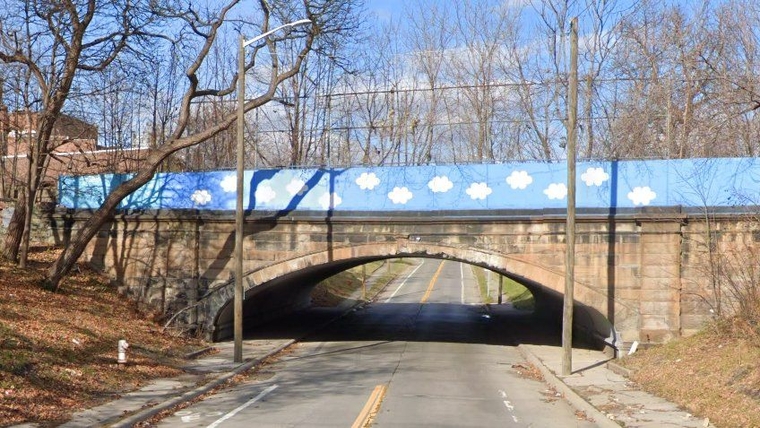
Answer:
[{"left": 212, "top": 256, "right": 616, "bottom": 353}]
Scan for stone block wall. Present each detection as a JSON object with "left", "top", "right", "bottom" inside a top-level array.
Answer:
[{"left": 32, "top": 208, "right": 746, "bottom": 346}]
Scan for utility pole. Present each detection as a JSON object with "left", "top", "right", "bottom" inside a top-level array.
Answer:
[
  {"left": 562, "top": 17, "right": 579, "bottom": 377},
  {"left": 234, "top": 33, "right": 245, "bottom": 363}
]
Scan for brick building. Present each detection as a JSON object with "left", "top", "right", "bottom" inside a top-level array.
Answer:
[{"left": 0, "top": 108, "right": 146, "bottom": 206}]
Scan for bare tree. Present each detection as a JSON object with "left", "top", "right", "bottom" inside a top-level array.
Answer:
[
  {"left": 45, "top": 0, "right": 359, "bottom": 290},
  {"left": 403, "top": 3, "right": 453, "bottom": 164},
  {"left": 0, "top": 0, "right": 158, "bottom": 266}
]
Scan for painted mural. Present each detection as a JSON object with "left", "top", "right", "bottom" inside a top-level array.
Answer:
[{"left": 58, "top": 157, "right": 760, "bottom": 212}]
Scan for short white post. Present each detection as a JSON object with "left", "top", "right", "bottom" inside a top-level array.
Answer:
[{"left": 117, "top": 339, "right": 129, "bottom": 364}]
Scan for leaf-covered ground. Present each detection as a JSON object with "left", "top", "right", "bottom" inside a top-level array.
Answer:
[
  {"left": 620, "top": 326, "right": 760, "bottom": 428},
  {"left": 0, "top": 248, "right": 207, "bottom": 427}
]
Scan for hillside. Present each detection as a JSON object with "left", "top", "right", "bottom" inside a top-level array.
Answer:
[
  {"left": 0, "top": 248, "right": 207, "bottom": 426},
  {"left": 620, "top": 324, "right": 760, "bottom": 427}
]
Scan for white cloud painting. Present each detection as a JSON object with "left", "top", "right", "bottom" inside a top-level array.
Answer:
[
  {"left": 286, "top": 178, "right": 308, "bottom": 196},
  {"left": 544, "top": 183, "right": 567, "bottom": 200},
  {"left": 356, "top": 172, "right": 381, "bottom": 190},
  {"left": 255, "top": 184, "right": 277, "bottom": 204},
  {"left": 428, "top": 176, "right": 454, "bottom": 193},
  {"left": 388, "top": 186, "right": 413, "bottom": 204},
  {"left": 220, "top": 174, "right": 236, "bottom": 193},
  {"left": 466, "top": 182, "right": 492, "bottom": 200},
  {"left": 506, "top": 170, "right": 533, "bottom": 190},
  {"left": 319, "top": 192, "right": 342, "bottom": 210},
  {"left": 191, "top": 189, "right": 212, "bottom": 205},
  {"left": 581, "top": 167, "right": 609, "bottom": 187},
  {"left": 628, "top": 186, "right": 656, "bottom": 206}
]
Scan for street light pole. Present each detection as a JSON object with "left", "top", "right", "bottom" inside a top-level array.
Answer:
[
  {"left": 562, "top": 17, "right": 579, "bottom": 376},
  {"left": 234, "top": 19, "right": 312, "bottom": 363},
  {"left": 234, "top": 33, "right": 245, "bottom": 364}
]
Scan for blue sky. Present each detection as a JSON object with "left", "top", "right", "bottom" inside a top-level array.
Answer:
[{"left": 366, "top": 0, "right": 406, "bottom": 21}]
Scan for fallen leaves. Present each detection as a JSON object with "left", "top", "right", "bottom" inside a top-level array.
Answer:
[
  {"left": 620, "top": 329, "right": 760, "bottom": 428},
  {"left": 0, "top": 248, "right": 207, "bottom": 427},
  {"left": 511, "top": 362, "right": 544, "bottom": 382}
]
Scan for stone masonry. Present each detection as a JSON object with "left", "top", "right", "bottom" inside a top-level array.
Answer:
[{"left": 37, "top": 207, "right": 758, "bottom": 350}]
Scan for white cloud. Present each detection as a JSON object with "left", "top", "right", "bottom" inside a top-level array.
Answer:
[
  {"left": 255, "top": 184, "right": 277, "bottom": 204},
  {"left": 319, "top": 192, "right": 342, "bottom": 210},
  {"left": 466, "top": 182, "right": 492, "bottom": 200},
  {"left": 428, "top": 176, "right": 454, "bottom": 193},
  {"left": 544, "top": 183, "right": 567, "bottom": 200},
  {"left": 220, "top": 174, "right": 236, "bottom": 193},
  {"left": 190, "top": 189, "right": 212, "bottom": 205},
  {"left": 388, "top": 186, "right": 413, "bottom": 204},
  {"left": 286, "top": 178, "right": 308, "bottom": 196},
  {"left": 506, "top": 170, "right": 533, "bottom": 190},
  {"left": 356, "top": 172, "right": 381, "bottom": 190},
  {"left": 628, "top": 186, "right": 657, "bottom": 206},
  {"left": 581, "top": 167, "right": 609, "bottom": 187}
]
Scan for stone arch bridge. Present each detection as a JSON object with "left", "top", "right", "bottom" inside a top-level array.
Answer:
[
  {"left": 53, "top": 158, "right": 760, "bottom": 353},
  {"left": 51, "top": 206, "right": 747, "bottom": 354}
]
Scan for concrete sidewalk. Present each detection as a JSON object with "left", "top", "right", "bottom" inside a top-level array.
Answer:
[
  {"left": 58, "top": 338, "right": 295, "bottom": 428},
  {"left": 519, "top": 344, "right": 714, "bottom": 428}
]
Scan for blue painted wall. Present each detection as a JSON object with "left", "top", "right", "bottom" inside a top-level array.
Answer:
[{"left": 58, "top": 158, "right": 760, "bottom": 212}]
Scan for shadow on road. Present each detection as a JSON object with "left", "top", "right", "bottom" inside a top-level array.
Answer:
[{"left": 242, "top": 302, "right": 576, "bottom": 349}]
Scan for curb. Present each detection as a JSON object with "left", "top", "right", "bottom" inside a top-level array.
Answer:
[
  {"left": 109, "top": 339, "right": 296, "bottom": 428},
  {"left": 183, "top": 346, "right": 216, "bottom": 360},
  {"left": 517, "top": 345, "right": 620, "bottom": 428},
  {"left": 109, "top": 261, "right": 405, "bottom": 427},
  {"left": 606, "top": 360, "right": 635, "bottom": 378}
]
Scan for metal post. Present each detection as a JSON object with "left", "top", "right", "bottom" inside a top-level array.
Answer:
[
  {"left": 498, "top": 275, "right": 503, "bottom": 305},
  {"left": 562, "top": 17, "right": 579, "bottom": 376},
  {"left": 234, "top": 34, "right": 245, "bottom": 363},
  {"left": 232, "top": 19, "right": 311, "bottom": 364},
  {"left": 362, "top": 264, "right": 367, "bottom": 300}
]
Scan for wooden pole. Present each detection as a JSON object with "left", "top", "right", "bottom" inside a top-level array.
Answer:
[
  {"left": 562, "top": 17, "right": 579, "bottom": 376},
  {"left": 234, "top": 34, "right": 245, "bottom": 363}
]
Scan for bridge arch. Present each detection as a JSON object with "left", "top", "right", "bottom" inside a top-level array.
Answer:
[{"left": 207, "top": 241, "right": 622, "bottom": 349}]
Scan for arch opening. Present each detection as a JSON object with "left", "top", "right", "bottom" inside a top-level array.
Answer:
[{"left": 208, "top": 244, "right": 618, "bottom": 353}]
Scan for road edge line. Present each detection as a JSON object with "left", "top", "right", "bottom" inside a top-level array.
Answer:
[{"left": 109, "top": 339, "right": 296, "bottom": 428}]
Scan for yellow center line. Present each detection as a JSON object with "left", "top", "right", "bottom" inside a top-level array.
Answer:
[
  {"left": 420, "top": 260, "right": 445, "bottom": 303},
  {"left": 351, "top": 384, "right": 388, "bottom": 428}
]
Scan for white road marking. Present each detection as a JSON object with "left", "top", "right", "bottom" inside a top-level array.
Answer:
[
  {"left": 181, "top": 413, "right": 200, "bottom": 422},
  {"left": 385, "top": 260, "right": 425, "bottom": 303},
  {"left": 205, "top": 384, "right": 278, "bottom": 428},
  {"left": 499, "top": 390, "right": 519, "bottom": 423}
]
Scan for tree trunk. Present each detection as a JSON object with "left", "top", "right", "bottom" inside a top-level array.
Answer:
[
  {"left": 1, "top": 199, "right": 25, "bottom": 262},
  {"left": 46, "top": 163, "right": 159, "bottom": 290}
]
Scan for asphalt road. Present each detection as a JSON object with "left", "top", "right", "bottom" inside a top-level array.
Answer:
[{"left": 156, "top": 259, "right": 596, "bottom": 427}]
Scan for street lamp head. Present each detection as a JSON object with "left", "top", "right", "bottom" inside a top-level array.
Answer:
[{"left": 242, "top": 19, "right": 313, "bottom": 48}]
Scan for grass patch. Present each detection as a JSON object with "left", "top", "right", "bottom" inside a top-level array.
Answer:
[
  {"left": 310, "top": 259, "right": 415, "bottom": 306},
  {"left": 470, "top": 266, "right": 534, "bottom": 310}
]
